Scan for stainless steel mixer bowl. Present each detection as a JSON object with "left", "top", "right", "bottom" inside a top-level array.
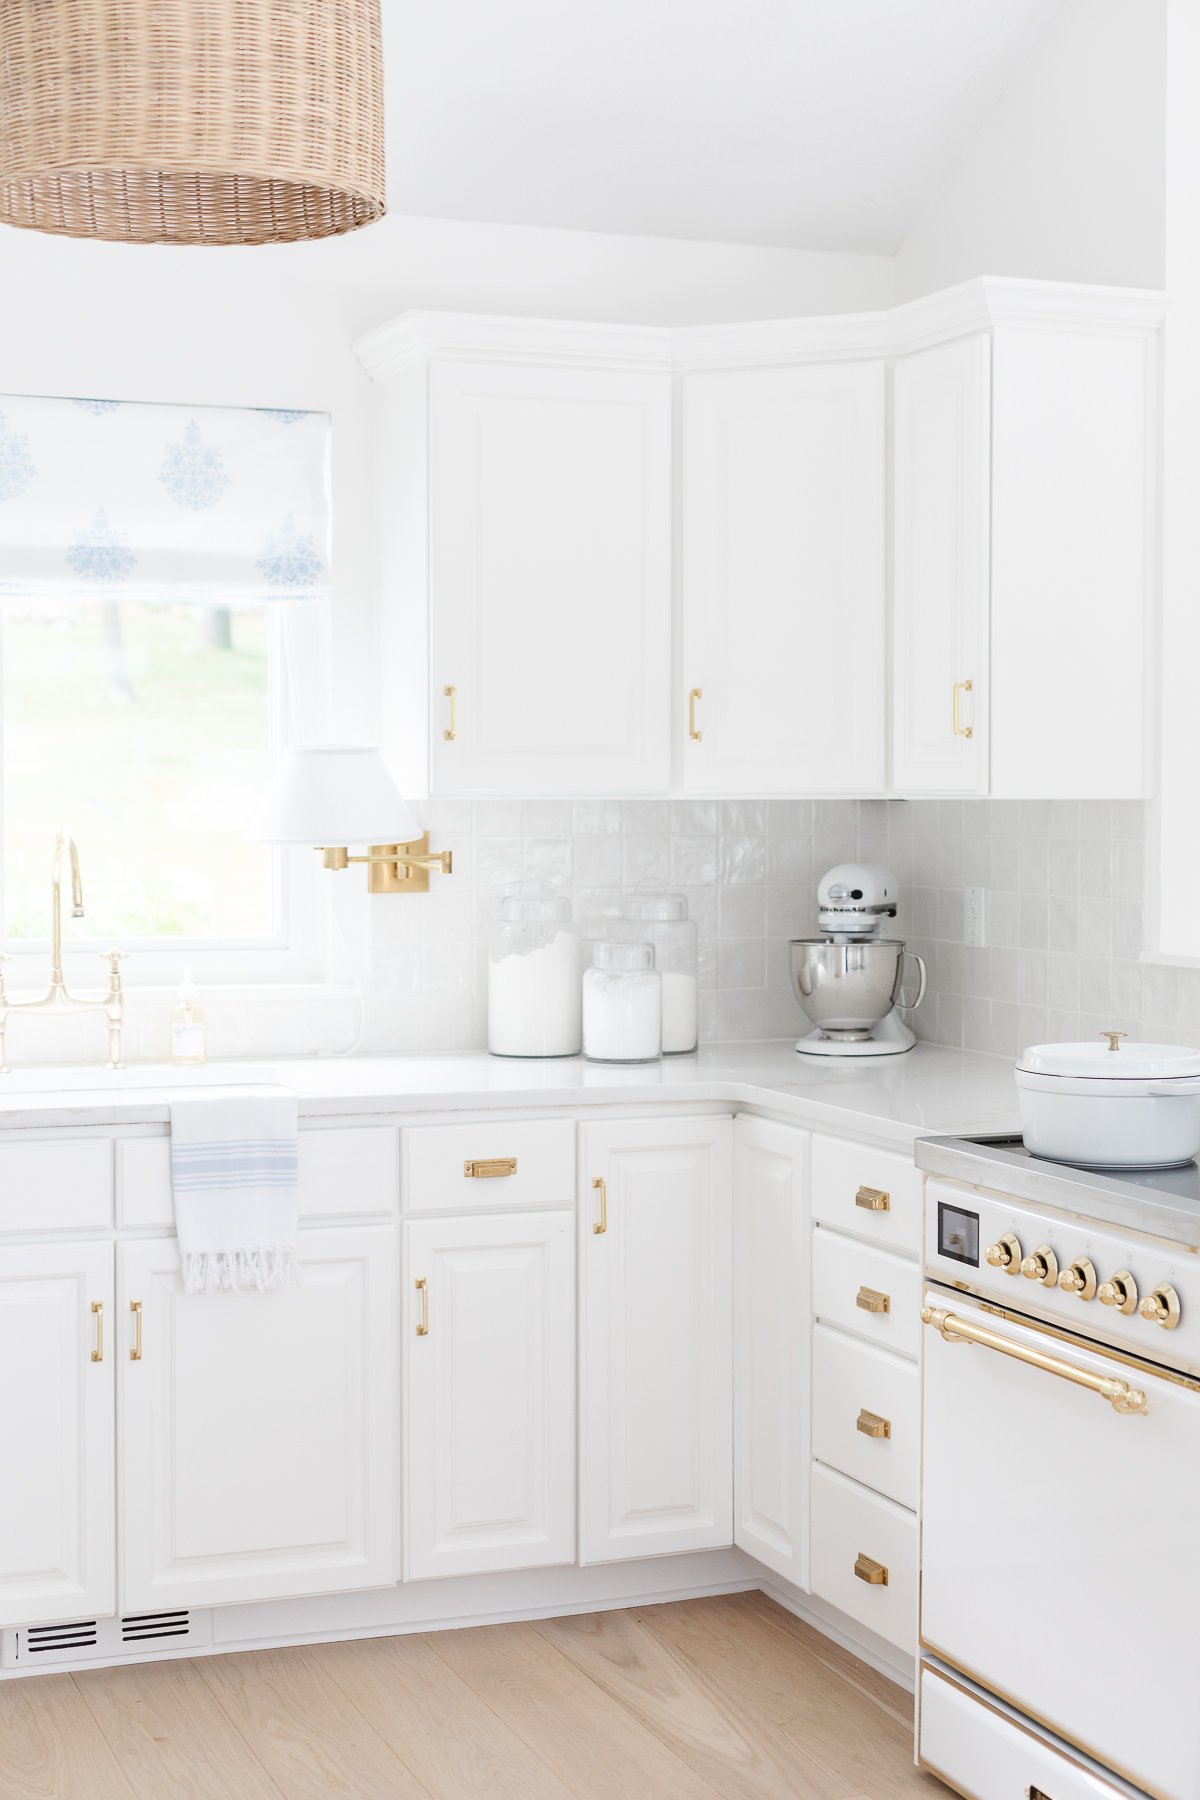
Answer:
[{"left": 788, "top": 939, "right": 925, "bottom": 1039}]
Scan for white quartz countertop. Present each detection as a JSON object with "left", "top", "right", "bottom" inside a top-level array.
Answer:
[{"left": 0, "top": 1040, "right": 1022, "bottom": 1148}]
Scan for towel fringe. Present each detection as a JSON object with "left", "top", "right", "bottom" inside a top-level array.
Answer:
[{"left": 182, "top": 1247, "right": 296, "bottom": 1296}]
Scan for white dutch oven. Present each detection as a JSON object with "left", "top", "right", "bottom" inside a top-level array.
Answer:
[{"left": 1016, "top": 1035, "right": 1200, "bottom": 1169}]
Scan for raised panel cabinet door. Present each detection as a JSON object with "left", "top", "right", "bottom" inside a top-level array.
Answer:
[
  {"left": 0, "top": 1240, "right": 114, "bottom": 1628},
  {"left": 580, "top": 1117, "right": 733, "bottom": 1564},
  {"left": 430, "top": 360, "right": 672, "bottom": 794},
  {"left": 891, "top": 334, "right": 990, "bottom": 795},
  {"left": 403, "top": 1211, "right": 575, "bottom": 1580},
  {"left": 682, "top": 360, "right": 886, "bottom": 793},
  {"left": 118, "top": 1227, "right": 398, "bottom": 1612},
  {"left": 733, "top": 1117, "right": 809, "bottom": 1587}
]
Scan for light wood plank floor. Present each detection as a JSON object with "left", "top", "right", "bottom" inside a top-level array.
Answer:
[{"left": 0, "top": 1593, "right": 950, "bottom": 1800}]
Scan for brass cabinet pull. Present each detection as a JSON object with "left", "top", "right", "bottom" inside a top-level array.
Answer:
[
  {"left": 855, "top": 1185, "right": 890, "bottom": 1213},
  {"left": 922, "top": 1302, "right": 1148, "bottom": 1415},
  {"left": 463, "top": 1157, "right": 517, "bottom": 1179},
  {"left": 854, "top": 1552, "right": 888, "bottom": 1587},
  {"left": 856, "top": 1408, "right": 891, "bottom": 1439},
  {"left": 90, "top": 1300, "right": 103, "bottom": 1364},
  {"left": 415, "top": 1277, "right": 429, "bottom": 1336},
  {"left": 856, "top": 1286, "right": 890, "bottom": 1315},
  {"left": 592, "top": 1175, "right": 607, "bottom": 1236},
  {"left": 688, "top": 688, "right": 702, "bottom": 741},
  {"left": 129, "top": 1299, "right": 142, "bottom": 1362},
  {"left": 953, "top": 678, "right": 974, "bottom": 739},
  {"left": 1025, "top": 1788, "right": 1054, "bottom": 1800},
  {"left": 443, "top": 684, "right": 457, "bottom": 742}
]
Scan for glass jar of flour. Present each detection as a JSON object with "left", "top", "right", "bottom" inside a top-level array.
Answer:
[
  {"left": 583, "top": 942, "right": 662, "bottom": 1064},
  {"left": 487, "top": 883, "right": 581, "bottom": 1058},
  {"left": 617, "top": 892, "right": 699, "bottom": 1054}
]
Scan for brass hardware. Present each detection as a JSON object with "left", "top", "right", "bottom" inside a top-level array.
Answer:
[
  {"left": 1019, "top": 1245, "right": 1059, "bottom": 1289},
  {"left": 1101, "top": 1030, "right": 1128, "bottom": 1052},
  {"left": 688, "top": 688, "right": 702, "bottom": 741},
  {"left": 592, "top": 1175, "right": 607, "bottom": 1236},
  {"left": 463, "top": 1157, "right": 518, "bottom": 1179},
  {"left": 1140, "top": 1282, "right": 1181, "bottom": 1330},
  {"left": 319, "top": 832, "right": 454, "bottom": 897},
  {"left": 922, "top": 1302, "right": 1148, "bottom": 1415},
  {"left": 129, "top": 1299, "right": 142, "bottom": 1362},
  {"left": 1058, "top": 1257, "right": 1098, "bottom": 1301},
  {"left": 1098, "top": 1269, "right": 1139, "bottom": 1315},
  {"left": 443, "top": 684, "right": 457, "bottom": 741},
  {"left": 0, "top": 835, "right": 127, "bottom": 1073},
  {"left": 415, "top": 1277, "right": 429, "bottom": 1336},
  {"left": 90, "top": 1300, "right": 103, "bottom": 1364},
  {"left": 856, "top": 1286, "right": 890, "bottom": 1315},
  {"left": 854, "top": 1553, "right": 888, "bottom": 1586},
  {"left": 856, "top": 1408, "right": 891, "bottom": 1440},
  {"left": 952, "top": 678, "right": 974, "bottom": 739},
  {"left": 1026, "top": 1788, "right": 1053, "bottom": 1799},
  {"left": 984, "top": 1233, "right": 1022, "bottom": 1274},
  {"left": 855, "top": 1185, "right": 890, "bottom": 1213}
]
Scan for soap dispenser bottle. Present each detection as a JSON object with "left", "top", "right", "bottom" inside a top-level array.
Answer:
[{"left": 170, "top": 967, "right": 207, "bottom": 1065}]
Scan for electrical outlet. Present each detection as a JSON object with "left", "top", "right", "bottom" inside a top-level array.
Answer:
[{"left": 964, "top": 886, "right": 986, "bottom": 948}]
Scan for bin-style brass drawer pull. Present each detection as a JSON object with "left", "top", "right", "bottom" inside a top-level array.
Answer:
[
  {"left": 856, "top": 1286, "right": 890, "bottom": 1315},
  {"left": 854, "top": 1552, "right": 888, "bottom": 1586},
  {"left": 856, "top": 1408, "right": 891, "bottom": 1439},
  {"left": 855, "top": 1185, "right": 890, "bottom": 1212},
  {"left": 463, "top": 1157, "right": 518, "bottom": 1179}
]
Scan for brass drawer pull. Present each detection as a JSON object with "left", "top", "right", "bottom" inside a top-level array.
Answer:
[
  {"left": 129, "top": 1299, "right": 142, "bottom": 1362},
  {"left": 463, "top": 1157, "right": 517, "bottom": 1179},
  {"left": 856, "top": 1408, "right": 891, "bottom": 1440},
  {"left": 856, "top": 1286, "right": 890, "bottom": 1315},
  {"left": 443, "top": 684, "right": 457, "bottom": 741},
  {"left": 415, "top": 1277, "right": 429, "bottom": 1336},
  {"left": 854, "top": 1553, "right": 888, "bottom": 1587},
  {"left": 855, "top": 1185, "right": 890, "bottom": 1213},
  {"left": 90, "top": 1300, "right": 103, "bottom": 1364},
  {"left": 688, "top": 687, "right": 702, "bottom": 741},
  {"left": 953, "top": 677, "right": 974, "bottom": 739},
  {"left": 592, "top": 1175, "right": 607, "bottom": 1236}
]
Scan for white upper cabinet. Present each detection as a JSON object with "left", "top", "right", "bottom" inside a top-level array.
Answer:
[
  {"left": 681, "top": 360, "right": 886, "bottom": 794},
  {"left": 429, "top": 361, "right": 671, "bottom": 793},
  {"left": 891, "top": 334, "right": 990, "bottom": 795}
]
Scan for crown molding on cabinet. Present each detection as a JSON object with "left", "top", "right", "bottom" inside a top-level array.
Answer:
[{"left": 354, "top": 278, "right": 1166, "bottom": 382}]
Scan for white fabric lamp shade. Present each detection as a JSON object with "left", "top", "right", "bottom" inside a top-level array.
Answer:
[{"left": 255, "top": 747, "right": 421, "bottom": 846}]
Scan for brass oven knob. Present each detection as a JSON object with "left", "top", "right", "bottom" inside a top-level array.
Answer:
[
  {"left": 1097, "top": 1270, "right": 1139, "bottom": 1316},
  {"left": 1019, "top": 1245, "right": 1059, "bottom": 1288},
  {"left": 1139, "top": 1283, "right": 1181, "bottom": 1330},
  {"left": 1058, "top": 1257, "right": 1098, "bottom": 1301},
  {"left": 985, "top": 1233, "right": 1022, "bottom": 1274}
]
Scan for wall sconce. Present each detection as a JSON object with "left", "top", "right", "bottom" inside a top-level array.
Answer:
[{"left": 256, "top": 746, "right": 452, "bottom": 895}]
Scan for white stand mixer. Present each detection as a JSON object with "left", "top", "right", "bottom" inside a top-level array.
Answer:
[{"left": 789, "top": 863, "right": 928, "bottom": 1057}]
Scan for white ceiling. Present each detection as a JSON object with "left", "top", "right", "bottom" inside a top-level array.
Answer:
[{"left": 384, "top": 0, "right": 1066, "bottom": 252}]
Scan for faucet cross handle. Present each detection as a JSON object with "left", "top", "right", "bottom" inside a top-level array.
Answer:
[{"left": 101, "top": 949, "right": 128, "bottom": 978}]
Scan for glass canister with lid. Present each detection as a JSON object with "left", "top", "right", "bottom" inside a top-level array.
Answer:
[
  {"left": 617, "top": 891, "right": 699, "bottom": 1054},
  {"left": 487, "top": 882, "right": 581, "bottom": 1058},
  {"left": 583, "top": 942, "right": 662, "bottom": 1064}
]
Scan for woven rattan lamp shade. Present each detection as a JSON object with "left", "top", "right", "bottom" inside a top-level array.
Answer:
[{"left": 0, "top": 1, "right": 385, "bottom": 245}]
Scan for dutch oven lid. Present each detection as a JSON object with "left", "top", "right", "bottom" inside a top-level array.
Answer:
[{"left": 1018, "top": 1034, "right": 1200, "bottom": 1080}]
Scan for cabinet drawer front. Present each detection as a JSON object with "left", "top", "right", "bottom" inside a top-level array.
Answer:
[
  {"left": 118, "top": 1128, "right": 399, "bottom": 1229},
  {"left": 812, "top": 1325, "right": 918, "bottom": 1509},
  {"left": 812, "top": 1229, "right": 921, "bottom": 1360},
  {"left": 920, "top": 1664, "right": 1128, "bottom": 1800},
  {"left": 811, "top": 1134, "right": 919, "bottom": 1252},
  {"left": 405, "top": 1120, "right": 574, "bottom": 1212},
  {"left": 811, "top": 1464, "right": 916, "bottom": 1656},
  {"left": 0, "top": 1138, "right": 113, "bottom": 1232}
]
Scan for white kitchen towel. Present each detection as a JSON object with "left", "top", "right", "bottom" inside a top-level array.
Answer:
[{"left": 169, "top": 1089, "right": 300, "bottom": 1295}]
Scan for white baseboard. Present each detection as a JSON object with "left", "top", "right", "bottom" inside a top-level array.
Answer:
[{"left": 754, "top": 1568, "right": 916, "bottom": 1693}]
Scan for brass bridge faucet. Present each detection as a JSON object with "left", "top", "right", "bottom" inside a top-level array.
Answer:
[{"left": 0, "top": 832, "right": 127, "bottom": 1072}]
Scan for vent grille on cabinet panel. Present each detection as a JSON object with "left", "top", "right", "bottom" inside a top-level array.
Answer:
[
  {"left": 24, "top": 1619, "right": 99, "bottom": 1654},
  {"left": 121, "top": 1611, "right": 191, "bottom": 1645},
  {"left": 2, "top": 1608, "right": 209, "bottom": 1669}
]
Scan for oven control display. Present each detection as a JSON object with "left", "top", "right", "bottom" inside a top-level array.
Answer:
[{"left": 937, "top": 1201, "right": 979, "bottom": 1267}]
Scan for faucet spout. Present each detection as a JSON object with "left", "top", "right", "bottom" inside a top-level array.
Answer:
[{"left": 51, "top": 831, "right": 84, "bottom": 988}]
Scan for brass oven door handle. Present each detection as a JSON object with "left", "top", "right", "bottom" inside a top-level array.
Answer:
[
  {"left": 856, "top": 1286, "right": 890, "bottom": 1315},
  {"left": 463, "top": 1158, "right": 517, "bottom": 1179},
  {"left": 129, "top": 1299, "right": 142, "bottom": 1362},
  {"left": 922, "top": 1303, "right": 1149, "bottom": 1415},
  {"left": 854, "top": 1553, "right": 888, "bottom": 1587},
  {"left": 443, "top": 685, "right": 457, "bottom": 742},
  {"left": 688, "top": 688, "right": 702, "bottom": 742},
  {"left": 855, "top": 1185, "right": 890, "bottom": 1213},
  {"left": 856, "top": 1408, "right": 891, "bottom": 1439},
  {"left": 90, "top": 1300, "right": 103, "bottom": 1364},
  {"left": 415, "top": 1277, "right": 429, "bottom": 1336},
  {"left": 592, "top": 1175, "right": 607, "bottom": 1236},
  {"left": 953, "top": 678, "right": 974, "bottom": 739}
]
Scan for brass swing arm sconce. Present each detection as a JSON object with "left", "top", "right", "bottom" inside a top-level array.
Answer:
[{"left": 317, "top": 835, "right": 453, "bottom": 896}]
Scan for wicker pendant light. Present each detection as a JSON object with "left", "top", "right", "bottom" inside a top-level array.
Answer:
[{"left": 0, "top": 1, "right": 385, "bottom": 246}]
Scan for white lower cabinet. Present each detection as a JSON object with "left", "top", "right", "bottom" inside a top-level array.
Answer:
[
  {"left": 0, "top": 1241, "right": 114, "bottom": 1628},
  {"left": 812, "top": 1326, "right": 918, "bottom": 1510},
  {"left": 580, "top": 1117, "right": 733, "bottom": 1563},
  {"left": 118, "top": 1227, "right": 399, "bottom": 1612},
  {"left": 732, "top": 1116, "right": 809, "bottom": 1586},
  {"left": 810, "top": 1464, "right": 916, "bottom": 1654},
  {"left": 402, "top": 1211, "right": 575, "bottom": 1579}
]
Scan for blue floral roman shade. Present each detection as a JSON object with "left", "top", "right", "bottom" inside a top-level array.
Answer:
[{"left": 0, "top": 395, "right": 331, "bottom": 602}]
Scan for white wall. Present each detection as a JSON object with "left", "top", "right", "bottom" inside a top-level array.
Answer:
[{"left": 894, "top": 0, "right": 1166, "bottom": 301}]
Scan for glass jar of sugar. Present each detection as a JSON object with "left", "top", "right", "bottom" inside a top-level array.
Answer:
[
  {"left": 487, "top": 883, "right": 581, "bottom": 1058},
  {"left": 583, "top": 942, "right": 662, "bottom": 1064},
  {"left": 616, "top": 892, "right": 699, "bottom": 1054}
]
